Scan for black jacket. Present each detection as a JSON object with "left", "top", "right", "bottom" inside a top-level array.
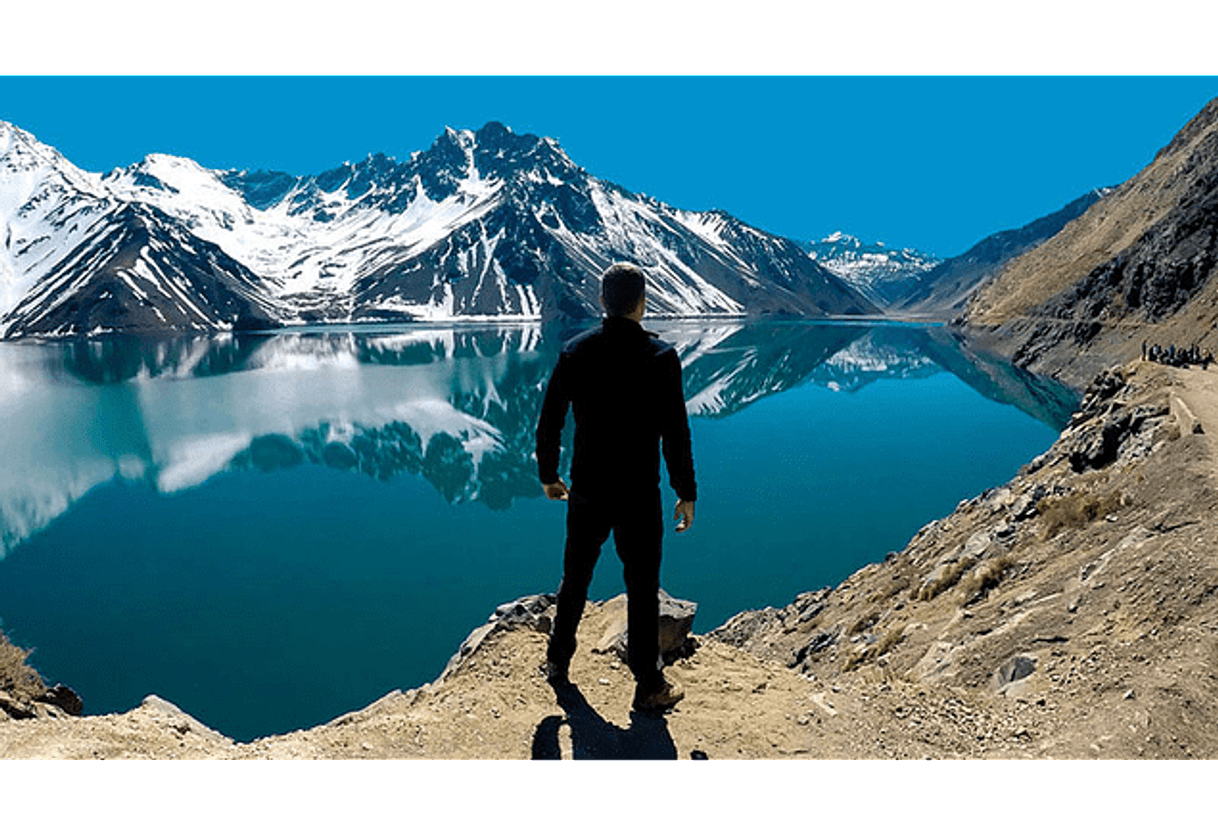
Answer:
[{"left": 536, "top": 317, "right": 697, "bottom": 502}]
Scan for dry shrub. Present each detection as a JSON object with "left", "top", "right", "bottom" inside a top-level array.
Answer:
[
  {"left": 842, "top": 627, "right": 906, "bottom": 672},
  {"left": 0, "top": 631, "right": 45, "bottom": 701},
  {"left": 916, "top": 557, "right": 976, "bottom": 602},
  {"left": 958, "top": 553, "right": 1017, "bottom": 604},
  {"left": 848, "top": 609, "right": 880, "bottom": 635},
  {"left": 868, "top": 573, "right": 912, "bottom": 604},
  {"left": 875, "top": 626, "right": 905, "bottom": 656},
  {"left": 1038, "top": 490, "right": 1124, "bottom": 540}
]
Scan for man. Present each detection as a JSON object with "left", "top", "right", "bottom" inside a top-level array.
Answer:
[{"left": 535, "top": 262, "right": 697, "bottom": 712}]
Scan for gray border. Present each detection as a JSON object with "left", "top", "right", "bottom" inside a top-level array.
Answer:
[{"left": 7, "top": 1, "right": 1218, "bottom": 71}]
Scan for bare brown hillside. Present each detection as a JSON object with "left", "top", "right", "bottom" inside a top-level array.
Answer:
[{"left": 964, "top": 97, "right": 1218, "bottom": 388}]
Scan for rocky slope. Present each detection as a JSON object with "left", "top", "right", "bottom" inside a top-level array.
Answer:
[
  {"left": 962, "top": 97, "right": 1218, "bottom": 388},
  {"left": 898, "top": 188, "right": 1110, "bottom": 317},
  {"left": 4, "top": 360, "right": 1217, "bottom": 758}
]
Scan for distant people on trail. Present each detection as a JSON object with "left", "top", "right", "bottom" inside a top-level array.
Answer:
[{"left": 1143, "top": 341, "right": 1213, "bottom": 369}]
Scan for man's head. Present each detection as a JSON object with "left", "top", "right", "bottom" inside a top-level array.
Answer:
[{"left": 599, "top": 262, "right": 647, "bottom": 320}]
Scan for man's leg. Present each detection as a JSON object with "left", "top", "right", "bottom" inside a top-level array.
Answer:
[
  {"left": 548, "top": 492, "right": 611, "bottom": 672},
  {"left": 612, "top": 491, "right": 664, "bottom": 687}
]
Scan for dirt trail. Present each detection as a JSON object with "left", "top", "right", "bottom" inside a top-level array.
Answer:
[{"left": 1172, "top": 363, "right": 1218, "bottom": 476}]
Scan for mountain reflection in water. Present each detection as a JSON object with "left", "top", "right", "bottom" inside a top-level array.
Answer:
[
  {"left": 0, "top": 320, "right": 1077, "bottom": 740},
  {"left": 0, "top": 321, "right": 1077, "bottom": 561}
]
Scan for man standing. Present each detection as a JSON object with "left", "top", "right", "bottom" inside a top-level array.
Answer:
[{"left": 535, "top": 262, "right": 696, "bottom": 712}]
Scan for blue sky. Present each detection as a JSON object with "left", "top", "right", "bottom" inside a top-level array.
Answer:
[{"left": 1, "top": 76, "right": 1215, "bottom": 257}]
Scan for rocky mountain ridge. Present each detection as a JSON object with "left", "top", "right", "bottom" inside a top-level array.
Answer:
[
  {"left": 804, "top": 231, "right": 940, "bottom": 307},
  {"left": 899, "top": 188, "right": 1112, "bottom": 316},
  {"left": 961, "top": 97, "right": 1218, "bottom": 388},
  {"left": 0, "top": 120, "right": 876, "bottom": 338}
]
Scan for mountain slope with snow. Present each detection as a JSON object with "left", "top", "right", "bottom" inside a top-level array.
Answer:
[
  {"left": 1, "top": 120, "right": 878, "bottom": 338},
  {"left": 805, "top": 232, "right": 941, "bottom": 307}
]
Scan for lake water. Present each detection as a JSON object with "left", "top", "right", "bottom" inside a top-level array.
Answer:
[{"left": 0, "top": 320, "right": 1074, "bottom": 741}]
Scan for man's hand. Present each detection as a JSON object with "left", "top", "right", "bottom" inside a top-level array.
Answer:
[
  {"left": 674, "top": 499, "right": 695, "bottom": 533},
  {"left": 543, "top": 479, "right": 569, "bottom": 501}
]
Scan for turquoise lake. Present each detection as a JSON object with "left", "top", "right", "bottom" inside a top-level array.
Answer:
[{"left": 0, "top": 320, "right": 1075, "bottom": 741}]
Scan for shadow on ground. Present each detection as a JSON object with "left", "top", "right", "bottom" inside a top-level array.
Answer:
[{"left": 531, "top": 681, "right": 677, "bottom": 759}]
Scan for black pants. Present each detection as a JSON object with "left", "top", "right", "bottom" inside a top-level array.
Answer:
[{"left": 547, "top": 489, "right": 663, "bottom": 686}]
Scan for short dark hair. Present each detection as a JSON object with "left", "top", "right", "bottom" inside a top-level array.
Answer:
[{"left": 600, "top": 262, "right": 647, "bottom": 317}]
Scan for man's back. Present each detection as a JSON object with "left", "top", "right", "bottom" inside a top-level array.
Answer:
[
  {"left": 536, "top": 316, "right": 696, "bottom": 503},
  {"left": 537, "top": 262, "right": 693, "bottom": 711}
]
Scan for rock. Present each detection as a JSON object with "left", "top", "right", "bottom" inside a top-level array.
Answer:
[
  {"left": 708, "top": 604, "right": 784, "bottom": 648},
  {"left": 0, "top": 690, "right": 36, "bottom": 720},
  {"left": 1066, "top": 400, "right": 1170, "bottom": 473},
  {"left": 36, "top": 683, "right": 83, "bottom": 716},
  {"left": 994, "top": 521, "right": 1017, "bottom": 539},
  {"left": 441, "top": 593, "right": 558, "bottom": 680},
  {"left": 591, "top": 589, "right": 697, "bottom": 664},
  {"left": 994, "top": 654, "right": 1038, "bottom": 697},
  {"left": 137, "top": 695, "right": 230, "bottom": 742},
  {"left": 1009, "top": 491, "right": 1041, "bottom": 521},
  {"left": 491, "top": 593, "right": 558, "bottom": 633},
  {"left": 31, "top": 702, "right": 64, "bottom": 720}
]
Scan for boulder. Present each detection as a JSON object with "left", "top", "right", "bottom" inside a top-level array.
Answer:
[
  {"left": 0, "top": 689, "right": 36, "bottom": 720},
  {"left": 36, "top": 683, "right": 83, "bottom": 716},
  {"left": 592, "top": 589, "right": 697, "bottom": 664},
  {"left": 491, "top": 593, "right": 558, "bottom": 633},
  {"left": 137, "top": 695, "right": 230, "bottom": 742},
  {"left": 993, "top": 654, "right": 1039, "bottom": 697}
]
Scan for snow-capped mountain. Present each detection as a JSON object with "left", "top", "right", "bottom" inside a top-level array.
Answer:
[
  {"left": 806, "top": 231, "right": 940, "bottom": 307},
  {"left": 0, "top": 123, "right": 283, "bottom": 338},
  {"left": 0, "top": 120, "right": 878, "bottom": 338}
]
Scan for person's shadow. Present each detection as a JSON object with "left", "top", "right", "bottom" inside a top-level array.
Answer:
[{"left": 531, "top": 681, "right": 677, "bottom": 759}]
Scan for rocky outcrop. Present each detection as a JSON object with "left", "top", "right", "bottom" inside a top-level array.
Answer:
[
  {"left": 705, "top": 360, "right": 1218, "bottom": 757},
  {"left": 441, "top": 589, "right": 700, "bottom": 682},
  {"left": 440, "top": 593, "right": 558, "bottom": 681}
]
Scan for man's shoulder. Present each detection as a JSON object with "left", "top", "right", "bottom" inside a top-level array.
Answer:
[
  {"left": 643, "top": 330, "right": 678, "bottom": 361},
  {"left": 559, "top": 321, "right": 675, "bottom": 362},
  {"left": 560, "top": 324, "right": 607, "bottom": 356}
]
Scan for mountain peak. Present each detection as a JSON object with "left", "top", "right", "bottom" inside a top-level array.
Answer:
[
  {"left": 438, "top": 125, "right": 475, "bottom": 148},
  {"left": 1154, "top": 96, "right": 1218, "bottom": 162},
  {"left": 474, "top": 120, "right": 514, "bottom": 143},
  {"left": 821, "top": 231, "right": 863, "bottom": 247}
]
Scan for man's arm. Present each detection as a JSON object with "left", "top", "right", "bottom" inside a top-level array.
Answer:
[
  {"left": 659, "top": 348, "right": 696, "bottom": 530},
  {"left": 536, "top": 351, "right": 571, "bottom": 499}
]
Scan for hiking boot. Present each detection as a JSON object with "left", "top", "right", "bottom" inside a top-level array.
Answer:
[{"left": 632, "top": 675, "right": 684, "bottom": 712}]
